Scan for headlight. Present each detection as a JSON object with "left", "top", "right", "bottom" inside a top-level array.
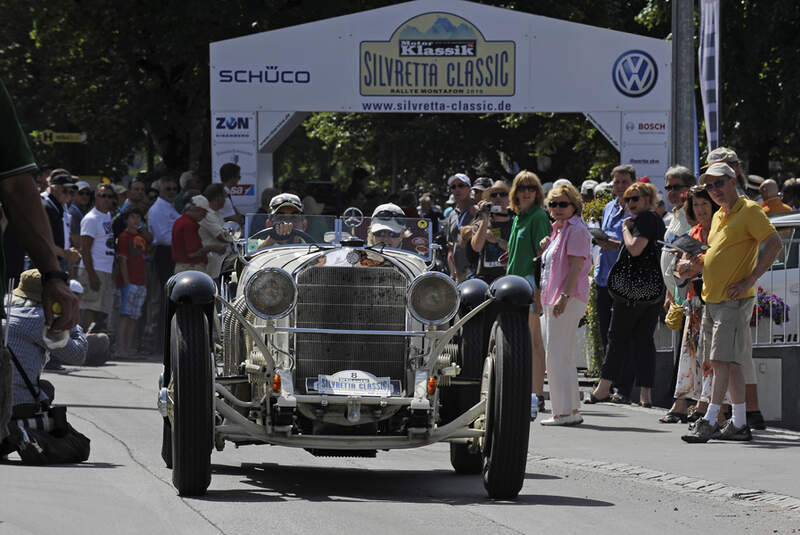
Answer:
[
  {"left": 244, "top": 268, "right": 297, "bottom": 319},
  {"left": 407, "top": 272, "right": 460, "bottom": 325}
]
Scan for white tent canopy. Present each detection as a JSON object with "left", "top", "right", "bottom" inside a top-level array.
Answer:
[{"left": 210, "top": 0, "right": 671, "bottom": 211}]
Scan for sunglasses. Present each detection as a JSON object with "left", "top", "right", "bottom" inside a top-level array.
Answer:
[
  {"left": 624, "top": 196, "right": 640, "bottom": 203},
  {"left": 548, "top": 201, "right": 572, "bottom": 208},
  {"left": 272, "top": 214, "right": 301, "bottom": 223},
  {"left": 703, "top": 177, "right": 729, "bottom": 191},
  {"left": 374, "top": 230, "right": 401, "bottom": 238},
  {"left": 664, "top": 184, "right": 688, "bottom": 191},
  {"left": 516, "top": 185, "right": 538, "bottom": 193},
  {"left": 450, "top": 183, "right": 469, "bottom": 190},
  {"left": 78, "top": 190, "right": 91, "bottom": 196},
  {"left": 96, "top": 194, "right": 115, "bottom": 199},
  {"left": 489, "top": 191, "right": 508, "bottom": 198},
  {"left": 373, "top": 210, "right": 403, "bottom": 220}
]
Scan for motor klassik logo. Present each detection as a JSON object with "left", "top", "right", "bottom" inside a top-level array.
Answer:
[{"left": 360, "top": 12, "right": 515, "bottom": 97}]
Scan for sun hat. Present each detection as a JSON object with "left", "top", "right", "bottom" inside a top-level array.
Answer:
[
  {"left": 269, "top": 193, "right": 304, "bottom": 214},
  {"left": 482, "top": 180, "right": 510, "bottom": 201},
  {"left": 12, "top": 269, "right": 43, "bottom": 302},
  {"left": 746, "top": 174, "right": 765, "bottom": 191}
]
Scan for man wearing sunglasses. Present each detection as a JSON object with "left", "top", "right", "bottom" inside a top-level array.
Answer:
[
  {"left": 42, "top": 169, "right": 82, "bottom": 272},
  {"left": 444, "top": 173, "right": 477, "bottom": 283},
  {"left": 256, "top": 193, "right": 307, "bottom": 248},
  {"left": 683, "top": 162, "right": 782, "bottom": 443},
  {"left": 78, "top": 183, "right": 117, "bottom": 330},
  {"left": 470, "top": 180, "right": 512, "bottom": 283}
]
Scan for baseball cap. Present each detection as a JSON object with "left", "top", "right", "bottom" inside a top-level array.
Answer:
[
  {"left": 447, "top": 173, "right": 471, "bottom": 187},
  {"left": 471, "top": 177, "right": 493, "bottom": 191},
  {"left": 370, "top": 203, "right": 407, "bottom": 236},
  {"left": 269, "top": 193, "right": 303, "bottom": 214},
  {"left": 580, "top": 180, "right": 598, "bottom": 195},
  {"left": 553, "top": 178, "right": 572, "bottom": 188},
  {"left": 49, "top": 168, "right": 76, "bottom": 186},
  {"left": 594, "top": 182, "right": 612, "bottom": 194},
  {"left": 191, "top": 195, "right": 211, "bottom": 210},
  {"left": 69, "top": 279, "right": 84, "bottom": 295},
  {"left": 700, "top": 162, "right": 736, "bottom": 182},
  {"left": 372, "top": 203, "right": 405, "bottom": 219},
  {"left": 75, "top": 181, "right": 91, "bottom": 191},
  {"left": 702, "top": 147, "right": 739, "bottom": 169}
]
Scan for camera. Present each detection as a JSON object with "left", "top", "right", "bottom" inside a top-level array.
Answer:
[{"left": 481, "top": 202, "right": 506, "bottom": 215}]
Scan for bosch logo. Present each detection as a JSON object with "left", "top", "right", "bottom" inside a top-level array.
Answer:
[
  {"left": 215, "top": 116, "right": 250, "bottom": 130},
  {"left": 638, "top": 123, "right": 665, "bottom": 130},
  {"left": 613, "top": 50, "right": 658, "bottom": 98},
  {"left": 625, "top": 122, "right": 635, "bottom": 131}
]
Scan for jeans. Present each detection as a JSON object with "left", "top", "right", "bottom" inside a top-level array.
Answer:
[{"left": 600, "top": 300, "right": 661, "bottom": 397}]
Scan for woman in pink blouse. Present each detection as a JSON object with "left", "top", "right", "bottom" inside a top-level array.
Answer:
[{"left": 538, "top": 184, "right": 592, "bottom": 426}]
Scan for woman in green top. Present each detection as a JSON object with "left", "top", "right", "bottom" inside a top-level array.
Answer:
[{"left": 507, "top": 170, "right": 552, "bottom": 413}]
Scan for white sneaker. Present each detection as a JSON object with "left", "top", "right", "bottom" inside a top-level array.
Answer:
[{"left": 540, "top": 413, "right": 584, "bottom": 426}]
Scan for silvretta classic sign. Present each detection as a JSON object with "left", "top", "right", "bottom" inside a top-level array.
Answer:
[{"left": 360, "top": 12, "right": 515, "bottom": 97}]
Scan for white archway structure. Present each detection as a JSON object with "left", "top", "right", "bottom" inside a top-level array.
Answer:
[{"left": 210, "top": 0, "right": 670, "bottom": 212}]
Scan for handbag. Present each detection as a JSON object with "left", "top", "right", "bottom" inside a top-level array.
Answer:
[
  {"left": 665, "top": 301, "right": 685, "bottom": 331},
  {"left": 5, "top": 346, "right": 90, "bottom": 464},
  {"left": 607, "top": 242, "right": 665, "bottom": 306}
]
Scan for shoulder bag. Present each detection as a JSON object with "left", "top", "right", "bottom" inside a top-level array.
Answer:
[{"left": 607, "top": 242, "right": 665, "bottom": 307}]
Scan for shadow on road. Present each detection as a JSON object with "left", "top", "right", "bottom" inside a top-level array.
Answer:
[
  {"left": 576, "top": 424, "right": 669, "bottom": 433},
  {"left": 0, "top": 460, "right": 122, "bottom": 469},
  {"left": 198, "top": 463, "right": 612, "bottom": 507},
  {"left": 67, "top": 403, "right": 158, "bottom": 411}
]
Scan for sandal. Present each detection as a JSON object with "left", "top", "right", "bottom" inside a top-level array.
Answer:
[
  {"left": 584, "top": 393, "right": 612, "bottom": 404},
  {"left": 610, "top": 393, "right": 631, "bottom": 405},
  {"left": 659, "top": 411, "right": 688, "bottom": 424}
]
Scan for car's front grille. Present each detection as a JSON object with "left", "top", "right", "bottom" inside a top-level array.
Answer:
[{"left": 294, "top": 265, "right": 407, "bottom": 392}]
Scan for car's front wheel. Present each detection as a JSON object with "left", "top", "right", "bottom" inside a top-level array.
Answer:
[
  {"left": 170, "top": 305, "right": 213, "bottom": 496},
  {"left": 480, "top": 309, "right": 532, "bottom": 499}
]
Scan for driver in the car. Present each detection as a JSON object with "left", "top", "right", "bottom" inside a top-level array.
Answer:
[
  {"left": 367, "top": 203, "right": 411, "bottom": 248},
  {"left": 257, "top": 193, "right": 308, "bottom": 249}
]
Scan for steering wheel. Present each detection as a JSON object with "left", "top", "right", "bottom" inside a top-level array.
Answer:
[
  {"left": 342, "top": 207, "right": 364, "bottom": 229},
  {"left": 250, "top": 226, "right": 314, "bottom": 245}
]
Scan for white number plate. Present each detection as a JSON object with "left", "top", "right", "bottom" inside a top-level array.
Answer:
[{"left": 306, "top": 370, "right": 400, "bottom": 397}]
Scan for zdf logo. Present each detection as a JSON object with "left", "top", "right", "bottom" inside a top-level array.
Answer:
[
  {"left": 613, "top": 50, "right": 658, "bottom": 98},
  {"left": 215, "top": 116, "right": 250, "bottom": 130}
]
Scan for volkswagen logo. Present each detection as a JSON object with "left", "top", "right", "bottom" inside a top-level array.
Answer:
[{"left": 613, "top": 50, "right": 658, "bottom": 98}]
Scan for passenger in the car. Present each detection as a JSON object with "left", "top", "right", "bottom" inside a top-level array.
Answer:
[
  {"left": 257, "top": 193, "right": 308, "bottom": 249},
  {"left": 367, "top": 203, "right": 411, "bottom": 249}
]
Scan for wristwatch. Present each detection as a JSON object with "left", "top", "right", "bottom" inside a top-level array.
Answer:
[
  {"left": 42, "top": 270, "right": 70, "bottom": 285},
  {"left": 560, "top": 292, "right": 570, "bottom": 300}
]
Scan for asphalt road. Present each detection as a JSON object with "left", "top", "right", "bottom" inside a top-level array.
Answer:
[{"left": 2, "top": 360, "right": 799, "bottom": 535}]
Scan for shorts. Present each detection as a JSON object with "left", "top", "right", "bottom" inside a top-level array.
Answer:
[
  {"left": 524, "top": 274, "right": 539, "bottom": 314},
  {"left": 78, "top": 268, "right": 114, "bottom": 315},
  {"left": 119, "top": 284, "right": 147, "bottom": 319},
  {"left": 701, "top": 296, "right": 756, "bottom": 369}
]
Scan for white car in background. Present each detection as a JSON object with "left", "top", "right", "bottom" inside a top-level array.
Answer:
[{"left": 755, "top": 211, "right": 800, "bottom": 344}]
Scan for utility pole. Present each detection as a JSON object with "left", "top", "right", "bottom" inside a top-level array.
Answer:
[{"left": 671, "top": 0, "right": 695, "bottom": 169}]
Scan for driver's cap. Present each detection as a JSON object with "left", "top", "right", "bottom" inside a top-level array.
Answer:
[{"left": 269, "top": 193, "right": 303, "bottom": 214}]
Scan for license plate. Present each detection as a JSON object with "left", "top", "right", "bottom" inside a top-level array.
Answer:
[{"left": 306, "top": 370, "right": 401, "bottom": 397}]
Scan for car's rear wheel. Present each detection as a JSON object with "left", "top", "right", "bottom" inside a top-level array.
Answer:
[
  {"left": 481, "top": 310, "right": 532, "bottom": 500},
  {"left": 170, "top": 306, "right": 213, "bottom": 496}
]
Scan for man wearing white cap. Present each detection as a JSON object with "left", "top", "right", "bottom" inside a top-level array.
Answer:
[
  {"left": 682, "top": 162, "right": 782, "bottom": 443},
  {"left": 580, "top": 180, "right": 598, "bottom": 203},
  {"left": 444, "top": 173, "right": 476, "bottom": 283},
  {"left": 368, "top": 204, "right": 411, "bottom": 249}
]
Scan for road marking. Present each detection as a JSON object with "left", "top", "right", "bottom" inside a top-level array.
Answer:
[{"left": 529, "top": 454, "right": 800, "bottom": 515}]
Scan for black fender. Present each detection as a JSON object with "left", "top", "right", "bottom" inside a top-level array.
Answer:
[
  {"left": 487, "top": 275, "right": 533, "bottom": 308},
  {"left": 162, "top": 270, "right": 217, "bottom": 374},
  {"left": 457, "top": 278, "right": 490, "bottom": 312}
]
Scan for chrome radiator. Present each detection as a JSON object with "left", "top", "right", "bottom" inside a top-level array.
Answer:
[{"left": 294, "top": 265, "right": 408, "bottom": 392}]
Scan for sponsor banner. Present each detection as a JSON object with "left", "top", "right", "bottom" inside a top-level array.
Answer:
[
  {"left": 620, "top": 143, "right": 668, "bottom": 195},
  {"left": 211, "top": 142, "right": 258, "bottom": 212},
  {"left": 213, "top": 112, "right": 256, "bottom": 144},
  {"left": 360, "top": 12, "right": 515, "bottom": 97},
  {"left": 621, "top": 111, "right": 669, "bottom": 145}
]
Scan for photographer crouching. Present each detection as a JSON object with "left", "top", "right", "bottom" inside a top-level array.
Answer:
[
  {"left": 1, "top": 269, "right": 89, "bottom": 464},
  {"left": 468, "top": 180, "right": 513, "bottom": 283}
]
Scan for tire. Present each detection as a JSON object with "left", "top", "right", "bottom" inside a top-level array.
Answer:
[
  {"left": 481, "top": 309, "right": 532, "bottom": 500},
  {"left": 161, "top": 418, "right": 172, "bottom": 469},
  {"left": 170, "top": 306, "right": 213, "bottom": 496}
]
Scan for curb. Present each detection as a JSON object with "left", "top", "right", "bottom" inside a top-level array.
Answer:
[{"left": 529, "top": 453, "right": 800, "bottom": 515}]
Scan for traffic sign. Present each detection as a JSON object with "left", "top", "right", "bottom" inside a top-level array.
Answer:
[{"left": 38, "top": 130, "right": 87, "bottom": 145}]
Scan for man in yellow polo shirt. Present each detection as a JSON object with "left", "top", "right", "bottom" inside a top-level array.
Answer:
[{"left": 683, "top": 163, "right": 782, "bottom": 443}]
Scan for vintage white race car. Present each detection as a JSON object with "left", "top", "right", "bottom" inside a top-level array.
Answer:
[{"left": 157, "top": 209, "right": 533, "bottom": 499}]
